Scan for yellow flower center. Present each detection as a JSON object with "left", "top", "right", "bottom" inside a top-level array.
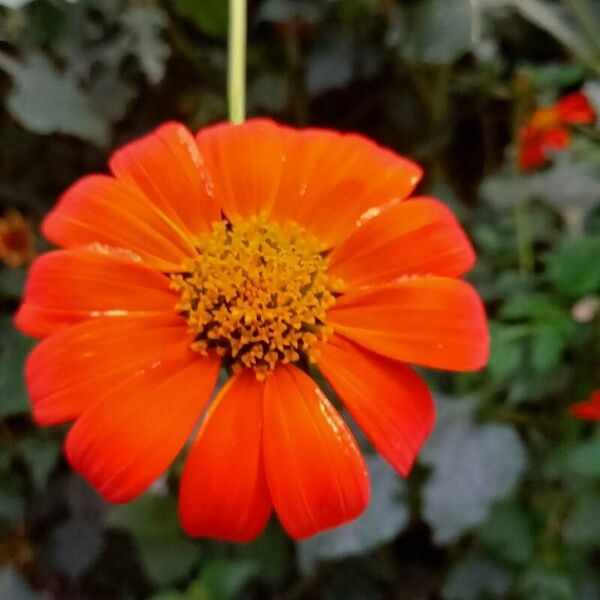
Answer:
[{"left": 170, "top": 215, "right": 344, "bottom": 379}]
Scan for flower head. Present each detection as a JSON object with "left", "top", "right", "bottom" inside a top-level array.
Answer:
[
  {"left": 16, "top": 119, "right": 489, "bottom": 541},
  {"left": 518, "top": 91, "right": 596, "bottom": 171},
  {"left": 0, "top": 210, "right": 35, "bottom": 267},
  {"left": 570, "top": 390, "right": 600, "bottom": 420}
]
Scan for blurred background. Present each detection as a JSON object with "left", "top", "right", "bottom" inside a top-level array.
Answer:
[{"left": 1, "top": 0, "right": 600, "bottom": 598}]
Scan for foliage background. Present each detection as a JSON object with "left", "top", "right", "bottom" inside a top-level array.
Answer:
[{"left": 1, "top": 0, "right": 600, "bottom": 598}]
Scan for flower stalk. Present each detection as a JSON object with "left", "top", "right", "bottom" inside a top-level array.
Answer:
[{"left": 228, "top": 0, "right": 247, "bottom": 124}]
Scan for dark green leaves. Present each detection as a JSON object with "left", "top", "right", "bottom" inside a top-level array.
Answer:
[
  {"left": 49, "top": 516, "right": 104, "bottom": 579},
  {"left": 0, "top": 318, "right": 35, "bottom": 419},
  {"left": 400, "top": 0, "right": 473, "bottom": 64},
  {"left": 0, "top": 567, "right": 41, "bottom": 600},
  {"left": 0, "top": 53, "right": 109, "bottom": 145},
  {"left": 107, "top": 495, "right": 200, "bottom": 586},
  {"left": 547, "top": 236, "right": 600, "bottom": 297},
  {"left": 478, "top": 502, "right": 534, "bottom": 564},
  {"left": 174, "top": 0, "right": 228, "bottom": 38},
  {"left": 422, "top": 400, "right": 527, "bottom": 543},
  {"left": 443, "top": 553, "right": 513, "bottom": 600},
  {"left": 297, "top": 455, "right": 409, "bottom": 571},
  {"left": 564, "top": 491, "right": 600, "bottom": 546}
]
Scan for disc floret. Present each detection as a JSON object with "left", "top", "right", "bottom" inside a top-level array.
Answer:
[{"left": 170, "top": 215, "right": 344, "bottom": 379}]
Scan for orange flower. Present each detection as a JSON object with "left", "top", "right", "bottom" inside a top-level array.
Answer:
[
  {"left": 15, "top": 120, "right": 489, "bottom": 541},
  {"left": 0, "top": 210, "right": 35, "bottom": 267},
  {"left": 570, "top": 390, "right": 600, "bottom": 420},
  {"left": 518, "top": 92, "right": 596, "bottom": 171}
]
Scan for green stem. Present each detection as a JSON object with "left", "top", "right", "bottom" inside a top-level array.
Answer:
[
  {"left": 515, "top": 184, "right": 534, "bottom": 274},
  {"left": 228, "top": 0, "right": 247, "bottom": 124},
  {"left": 512, "top": 73, "right": 534, "bottom": 275}
]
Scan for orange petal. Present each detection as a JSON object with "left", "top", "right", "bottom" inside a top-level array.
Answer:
[
  {"left": 570, "top": 390, "right": 600, "bottom": 421},
  {"left": 65, "top": 349, "right": 220, "bottom": 503},
  {"left": 195, "top": 119, "right": 422, "bottom": 248},
  {"left": 271, "top": 128, "right": 422, "bottom": 248},
  {"left": 541, "top": 127, "right": 570, "bottom": 150},
  {"left": 263, "top": 365, "right": 369, "bottom": 539},
  {"left": 14, "top": 250, "right": 177, "bottom": 338},
  {"left": 556, "top": 92, "right": 596, "bottom": 124},
  {"left": 43, "top": 174, "right": 196, "bottom": 270},
  {"left": 316, "top": 335, "right": 435, "bottom": 476},
  {"left": 179, "top": 370, "right": 271, "bottom": 541},
  {"left": 109, "top": 122, "right": 220, "bottom": 236},
  {"left": 518, "top": 139, "right": 547, "bottom": 171},
  {"left": 195, "top": 119, "right": 288, "bottom": 220},
  {"left": 328, "top": 277, "right": 489, "bottom": 371},
  {"left": 26, "top": 315, "right": 188, "bottom": 425},
  {"left": 329, "top": 197, "right": 475, "bottom": 287}
]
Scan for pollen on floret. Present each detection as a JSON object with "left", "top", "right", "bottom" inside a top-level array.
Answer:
[
  {"left": 0, "top": 210, "right": 35, "bottom": 268},
  {"left": 170, "top": 214, "right": 345, "bottom": 379}
]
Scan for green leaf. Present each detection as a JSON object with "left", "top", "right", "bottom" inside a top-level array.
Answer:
[
  {"left": 150, "top": 593, "right": 186, "bottom": 600},
  {"left": 519, "top": 567, "right": 575, "bottom": 600},
  {"left": 530, "top": 324, "right": 565, "bottom": 373},
  {"left": 297, "top": 454, "right": 409, "bottom": 571},
  {"left": 480, "top": 169, "right": 522, "bottom": 211},
  {"left": 527, "top": 148, "right": 600, "bottom": 227},
  {"left": 0, "top": 476, "right": 25, "bottom": 524},
  {"left": 496, "top": 294, "right": 572, "bottom": 374},
  {"left": 19, "top": 437, "right": 61, "bottom": 492},
  {"left": 0, "top": 449, "right": 10, "bottom": 472},
  {"left": 258, "top": 0, "right": 321, "bottom": 24},
  {"left": 307, "top": 28, "right": 354, "bottom": 95},
  {"left": 122, "top": 7, "right": 170, "bottom": 85},
  {"left": 487, "top": 322, "right": 526, "bottom": 383},
  {"left": 563, "top": 435, "right": 600, "bottom": 479},
  {"left": 547, "top": 236, "right": 600, "bottom": 297},
  {"left": 0, "top": 318, "right": 35, "bottom": 419},
  {"left": 235, "top": 522, "right": 291, "bottom": 584},
  {"left": 443, "top": 552, "right": 513, "bottom": 600},
  {"left": 0, "top": 0, "right": 34, "bottom": 7},
  {"left": 564, "top": 491, "right": 600, "bottom": 546},
  {"left": 49, "top": 516, "right": 104, "bottom": 579},
  {"left": 66, "top": 474, "right": 107, "bottom": 519},
  {"left": 478, "top": 502, "right": 534, "bottom": 564},
  {"left": 197, "top": 559, "right": 258, "bottom": 600},
  {"left": 520, "top": 62, "right": 586, "bottom": 91},
  {"left": 248, "top": 73, "right": 288, "bottom": 113},
  {"left": 401, "top": 0, "right": 473, "bottom": 64},
  {"left": 422, "top": 400, "right": 527, "bottom": 543},
  {"left": 0, "top": 53, "right": 108, "bottom": 145},
  {"left": 500, "top": 293, "right": 568, "bottom": 325},
  {"left": 0, "top": 566, "right": 41, "bottom": 600},
  {"left": 139, "top": 539, "right": 201, "bottom": 587},
  {"left": 107, "top": 495, "right": 200, "bottom": 585},
  {"left": 174, "top": 0, "right": 228, "bottom": 38},
  {"left": 0, "top": 268, "right": 27, "bottom": 299},
  {"left": 583, "top": 80, "right": 600, "bottom": 118}
]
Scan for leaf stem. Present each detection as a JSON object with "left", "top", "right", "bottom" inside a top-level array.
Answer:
[
  {"left": 228, "top": 0, "right": 247, "bottom": 124},
  {"left": 512, "top": 73, "right": 535, "bottom": 275},
  {"left": 515, "top": 184, "right": 534, "bottom": 274}
]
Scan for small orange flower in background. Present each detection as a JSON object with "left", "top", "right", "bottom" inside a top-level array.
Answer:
[
  {"left": 570, "top": 390, "right": 600, "bottom": 420},
  {"left": 0, "top": 210, "right": 35, "bottom": 267},
  {"left": 518, "top": 91, "right": 596, "bottom": 171},
  {"left": 15, "top": 120, "right": 489, "bottom": 541}
]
